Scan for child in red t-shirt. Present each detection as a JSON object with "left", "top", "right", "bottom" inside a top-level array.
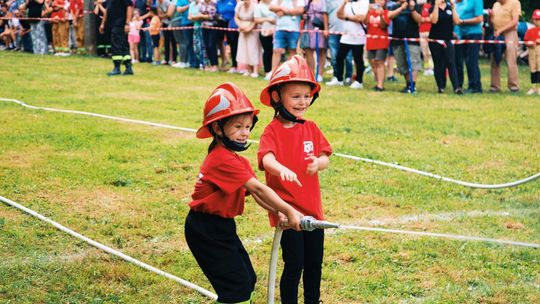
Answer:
[
  {"left": 365, "top": 0, "right": 405, "bottom": 91},
  {"left": 524, "top": 9, "right": 540, "bottom": 95},
  {"left": 185, "top": 82, "right": 303, "bottom": 304},
  {"left": 258, "top": 55, "right": 332, "bottom": 304}
]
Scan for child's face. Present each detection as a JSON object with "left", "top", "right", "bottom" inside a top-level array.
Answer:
[
  {"left": 220, "top": 114, "right": 254, "bottom": 144},
  {"left": 534, "top": 19, "right": 540, "bottom": 27},
  {"left": 279, "top": 83, "right": 313, "bottom": 119},
  {"left": 375, "top": 0, "right": 386, "bottom": 7}
]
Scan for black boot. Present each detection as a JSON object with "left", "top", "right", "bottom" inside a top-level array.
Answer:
[
  {"left": 123, "top": 60, "right": 134, "bottom": 75},
  {"left": 107, "top": 60, "right": 122, "bottom": 76}
]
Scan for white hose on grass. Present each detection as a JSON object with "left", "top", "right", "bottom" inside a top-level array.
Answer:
[
  {"left": 0, "top": 195, "right": 218, "bottom": 301},
  {"left": 1, "top": 97, "right": 538, "bottom": 189}
]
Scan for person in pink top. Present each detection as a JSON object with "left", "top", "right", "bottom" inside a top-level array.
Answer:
[
  {"left": 128, "top": 9, "right": 143, "bottom": 63},
  {"left": 258, "top": 55, "right": 332, "bottom": 304}
]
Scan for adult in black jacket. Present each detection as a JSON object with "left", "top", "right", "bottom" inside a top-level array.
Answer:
[{"left": 99, "top": 0, "right": 134, "bottom": 75}]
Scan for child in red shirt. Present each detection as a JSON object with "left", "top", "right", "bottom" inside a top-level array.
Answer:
[
  {"left": 524, "top": 9, "right": 540, "bottom": 95},
  {"left": 258, "top": 55, "right": 332, "bottom": 304},
  {"left": 365, "top": 0, "right": 405, "bottom": 91},
  {"left": 185, "top": 82, "right": 303, "bottom": 304}
]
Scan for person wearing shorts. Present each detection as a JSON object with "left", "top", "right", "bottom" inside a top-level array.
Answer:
[{"left": 270, "top": 0, "right": 305, "bottom": 72}]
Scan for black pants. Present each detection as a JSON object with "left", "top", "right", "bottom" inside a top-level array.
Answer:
[
  {"left": 335, "top": 43, "right": 364, "bottom": 83},
  {"left": 110, "top": 26, "right": 129, "bottom": 57},
  {"left": 280, "top": 229, "right": 324, "bottom": 304},
  {"left": 429, "top": 41, "right": 459, "bottom": 91},
  {"left": 162, "top": 29, "right": 177, "bottom": 63},
  {"left": 216, "top": 29, "right": 239, "bottom": 68},
  {"left": 185, "top": 210, "right": 256, "bottom": 303},
  {"left": 202, "top": 28, "right": 219, "bottom": 66},
  {"left": 260, "top": 34, "right": 273, "bottom": 73}
]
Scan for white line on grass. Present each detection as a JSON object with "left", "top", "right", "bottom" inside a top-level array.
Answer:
[{"left": 1, "top": 98, "right": 539, "bottom": 189}]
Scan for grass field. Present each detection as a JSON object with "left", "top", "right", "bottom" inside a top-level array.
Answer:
[{"left": 0, "top": 51, "right": 539, "bottom": 303}]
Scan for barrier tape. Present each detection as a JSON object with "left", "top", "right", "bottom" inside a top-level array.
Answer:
[
  {"left": 0, "top": 15, "right": 534, "bottom": 46},
  {"left": 1, "top": 98, "right": 538, "bottom": 189},
  {"left": 0, "top": 195, "right": 218, "bottom": 300}
]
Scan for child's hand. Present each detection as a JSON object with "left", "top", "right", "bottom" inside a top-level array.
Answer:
[
  {"left": 280, "top": 167, "right": 302, "bottom": 187},
  {"left": 306, "top": 156, "right": 319, "bottom": 175},
  {"left": 278, "top": 210, "right": 303, "bottom": 231},
  {"left": 277, "top": 212, "right": 290, "bottom": 229}
]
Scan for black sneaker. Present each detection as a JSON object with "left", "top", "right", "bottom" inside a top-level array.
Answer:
[
  {"left": 438, "top": 88, "right": 445, "bottom": 94},
  {"left": 374, "top": 86, "right": 385, "bottom": 92},
  {"left": 465, "top": 88, "right": 482, "bottom": 94},
  {"left": 387, "top": 76, "right": 397, "bottom": 82},
  {"left": 400, "top": 86, "right": 411, "bottom": 93},
  {"left": 454, "top": 88, "right": 464, "bottom": 95}
]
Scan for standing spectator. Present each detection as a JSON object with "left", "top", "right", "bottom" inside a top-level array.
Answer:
[
  {"left": 69, "top": 0, "right": 83, "bottom": 53},
  {"left": 51, "top": 0, "right": 69, "bottom": 55},
  {"left": 149, "top": 6, "right": 161, "bottom": 64},
  {"left": 387, "top": 0, "right": 422, "bottom": 93},
  {"left": 135, "top": 0, "right": 152, "bottom": 63},
  {"left": 454, "top": 0, "right": 483, "bottom": 93},
  {"left": 235, "top": 0, "right": 260, "bottom": 77},
  {"left": 418, "top": 0, "right": 433, "bottom": 75},
  {"left": 489, "top": 0, "right": 521, "bottom": 93},
  {"left": 26, "top": 0, "right": 48, "bottom": 54},
  {"left": 254, "top": 0, "right": 277, "bottom": 79},
  {"left": 327, "top": 0, "right": 368, "bottom": 89},
  {"left": 300, "top": 0, "right": 328, "bottom": 82},
  {"left": 93, "top": 0, "right": 109, "bottom": 57},
  {"left": 524, "top": 9, "right": 540, "bottom": 95},
  {"left": 216, "top": 0, "right": 239, "bottom": 72},
  {"left": 157, "top": 0, "right": 177, "bottom": 65},
  {"left": 269, "top": 0, "right": 305, "bottom": 73},
  {"left": 326, "top": 0, "right": 352, "bottom": 86},
  {"left": 171, "top": 0, "right": 192, "bottom": 68},
  {"left": 428, "top": 0, "right": 462, "bottom": 94},
  {"left": 189, "top": 0, "right": 209, "bottom": 68},
  {"left": 199, "top": 0, "right": 218, "bottom": 71},
  {"left": 99, "top": 0, "right": 134, "bottom": 75},
  {"left": 128, "top": 8, "right": 142, "bottom": 62}
]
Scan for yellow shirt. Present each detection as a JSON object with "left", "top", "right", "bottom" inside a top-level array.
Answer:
[
  {"left": 150, "top": 16, "right": 161, "bottom": 36},
  {"left": 491, "top": 0, "right": 521, "bottom": 32}
]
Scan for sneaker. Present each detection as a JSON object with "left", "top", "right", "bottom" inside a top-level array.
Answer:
[
  {"left": 386, "top": 76, "right": 397, "bottom": 82},
  {"left": 437, "top": 88, "right": 444, "bottom": 94},
  {"left": 454, "top": 88, "right": 464, "bottom": 95},
  {"left": 326, "top": 77, "right": 343, "bottom": 86},
  {"left": 172, "top": 62, "right": 185, "bottom": 68},
  {"left": 344, "top": 77, "right": 352, "bottom": 86},
  {"left": 317, "top": 74, "right": 323, "bottom": 82},
  {"left": 364, "top": 66, "right": 372, "bottom": 74},
  {"left": 242, "top": 71, "right": 251, "bottom": 76},
  {"left": 400, "top": 86, "right": 411, "bottom": 93},
  {"left": 161, "top": 60, "right": 168, "bottom": 65},
  {"left": 489, "top": 87, "right": 500, "bottom": 93},
  {"left": 264, "top": 72, "right": 272, "bottom": 80},
  {"left": 509, "top": 87, "right": 520, "bottom": 93},
  {"left": 465, "top": 88, "right": 482, "bottom": 94},
  {"left": 374, "top": 86, "right": 384, "bottom": 92},
  {"left": 350, "top": 81, "right": 363, "bottom": 89},
  {"left": 526, "top": 88, "right": 537, "bottom": 95},
  {"left": 423, "top": 69, "right": 434, "bottom": 76},
  {"left": 250, "top": 72, "right": 258, "bottom": 78},
  {"left": 227, "top": 67, "right": 238, "bottom": 73}
]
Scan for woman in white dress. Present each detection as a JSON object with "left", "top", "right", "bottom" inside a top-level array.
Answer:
[{"left": 235, "top": 0, "right": 262, "bottom": 77}]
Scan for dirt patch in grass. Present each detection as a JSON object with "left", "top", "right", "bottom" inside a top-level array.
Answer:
[{"left": 0, "top": 146, "right": 52, "bottom": 169}]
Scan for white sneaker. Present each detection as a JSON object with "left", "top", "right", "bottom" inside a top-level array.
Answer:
[
  {"left": 423, "top": 69, "right": 434, "bottom": 76},
  {"left": 264, "top": 72, "right": 272, "bottom": 80},
  {"left": 227, "top": 67, "right": 237, "bottom": 73},
  {"left": 242, "top": 71, "right": 251, "bottom": 77},
  {"left": 344, "top": 77, "right": 352, "bottom": 86},
  {"left": 172, "top": 62, "right": 184, "bottom": 68},
  {"left": 527, "top": 88, "right": 536, "bottom": 95},
  {"left": 326, "top": 77, "right": 343, "bottom": 86},
  {"left": 364, "top": 66, "right": 372, "bottom": 74},
  {"left": 350, "top": 81, "right": 363, "bottom": 89},
  {"left": 317, "top": 75, "right": 323, "bottom": 82},
  {"left": 250, "top": 72, "right": 258, "bottom": 78}
]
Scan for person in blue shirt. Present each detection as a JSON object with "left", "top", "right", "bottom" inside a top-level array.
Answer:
[
  {"left": 454, "top": 0, "right": 483, "bottom": 93},
  {"left": 172, "top": 0, "right": 195, "bottom": 68},
  {"left": 216, "top": 0, "right": 240, "bottom": 72}
]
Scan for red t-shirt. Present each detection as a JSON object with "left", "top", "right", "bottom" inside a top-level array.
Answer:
[
  {"left": 366, "top": 9, "right": 390, "bottom": 51},
  {"left": 419, "top": 3, "right": 432, "bottom": 33},
  {"left": 524, "top": 27, "right": 540, "bottom": 45},
  {"left": 70, "top": 0, "right": 84, "bottom": 17},
  {"left": 51, "top": 0, "right": 66, "bottom": 19},
  {"left": 257, "top": 119, "right": 332, "bottom": 226},
  {"left": 189, "top": 144, "right": 256, "bottom": 218}
]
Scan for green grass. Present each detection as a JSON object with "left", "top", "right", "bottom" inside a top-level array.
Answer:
[{"left": 0, "top": 51, "right": 539, "bottom": 303}]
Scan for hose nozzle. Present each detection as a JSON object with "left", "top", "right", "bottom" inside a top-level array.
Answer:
[{"left": 300, "top": 216, "right": 340, "bottom": 231}]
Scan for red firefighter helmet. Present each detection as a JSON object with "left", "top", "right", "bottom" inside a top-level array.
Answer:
[
  {"left": 259, "top": 55, "right": 321, "bottom": 107},
  {"left": 533, "top": 9, "right": 540, "bottom": 20},
  {"left": 196, "top": 82, "right": 260, "bottom": 139}
]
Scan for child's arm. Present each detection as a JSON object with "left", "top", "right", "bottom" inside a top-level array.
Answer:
[
  {"left": 261, "top": 153, "right": 303, "bottom": 187},
  {"left": 306, "top": 153, "right": 329, "bottom": 176},
  {"left": 244, "top": 178, "right": 303, "bottom": 231}
]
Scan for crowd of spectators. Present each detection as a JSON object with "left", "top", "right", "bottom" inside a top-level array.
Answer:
[{"left": 1, "top": 0, "right": 539, "bottom": 94}]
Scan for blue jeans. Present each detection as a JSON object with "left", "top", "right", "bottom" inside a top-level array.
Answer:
[
  {"left": 328, "top": 34, "right": 352, "bottom": 79},
  {"left": 181, "top": 28, "right": 196, "bottom": 68},
  {"left": 455, "top": 33, "right": 482, "bottom": 92},
  {"left": 139, "top": 25, "right": 153, "bottom": 62}
]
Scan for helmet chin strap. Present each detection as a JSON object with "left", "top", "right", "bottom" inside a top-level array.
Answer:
[{"left": 273, "top": 103, "right": 305, "bottom": 124}]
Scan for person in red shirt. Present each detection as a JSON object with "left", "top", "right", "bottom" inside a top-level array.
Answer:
[
  {"left": 51, "top": 0, "right": 69, "bottom": 54},
  {"left": 524, "top": 9, "right": 540, "bottom": 95},
  {"left": 69, "top": 0, "right": 84, "bottom": 53},
  {"left": 418, "top": 0, "right": 433, "bottom": 76},
  {"left": 258, "top": 55, "right": 332, "bottom": 304},
  {"left": 185, "top": 82, "right": 303, "bottom": 304}
]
